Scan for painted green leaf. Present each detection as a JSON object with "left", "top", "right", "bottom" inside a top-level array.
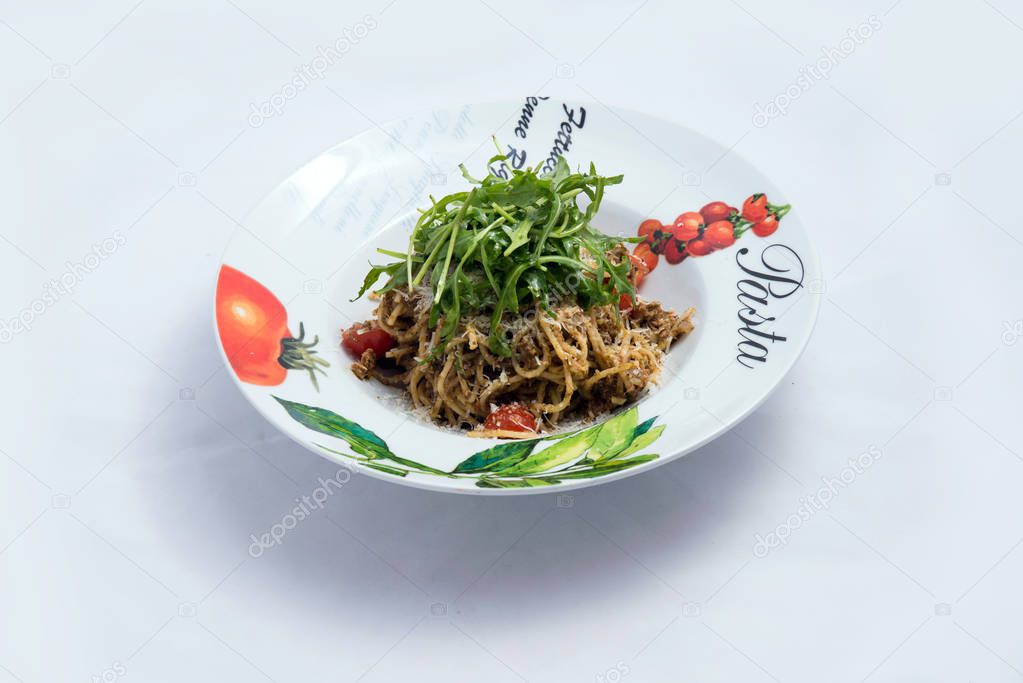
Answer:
[
  {"left": 373, "top": 452, "right": 452, "bottom": 476},
  {"left": 557, "top": 453, "right": 658, "bottom": 479},
  {"left": 476, "top": 477, "right": 554, "bottom": 488},
  {"left": 276, "top": 397, "right": 391, "bottom": 459},
  {"left": 452, "top": 439, "right": 538, "bottom": 474},
  {"left": 315, "top": 443, "right": 367, "bottom": 461},
  {"left": 541, "top": 424, "right": 589, "bottom": 441},
  {"left": 495, "top": 426, "right": 600, "bottom": 476},
  {"left": 633, "top": 416, "right": 657, "bottom": 439},
  {"left": 611, "top": 426, "right": 666, "bottom": 461},
  {"left": 588, "top": 407, "right": 639, "bottom": 462},
  {"left": 314, "top": 443, "right": 414, "bottom": 478},
  {"left": 277, "top": 397, "right": 449, "bottom": 476},
  {"left": 280, "top": 396, "right": 661, "bottom": 485},
  {"left": 365, "top": 462, "right": 408, "bottom": 477}
]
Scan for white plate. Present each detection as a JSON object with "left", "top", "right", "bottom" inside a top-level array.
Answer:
[{"left": 214, "top": 100, "right": 821, "bottom": 494}]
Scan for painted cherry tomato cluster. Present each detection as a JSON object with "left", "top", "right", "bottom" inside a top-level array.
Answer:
[{"left": 632, "top": 194, "right": 792, "bottom": 270}]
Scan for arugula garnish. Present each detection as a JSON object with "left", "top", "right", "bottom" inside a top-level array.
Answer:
[{"left": 356, "top": 142, "right": 630, "bottom": 357}]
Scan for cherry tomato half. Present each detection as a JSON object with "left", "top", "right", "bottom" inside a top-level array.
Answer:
[
  {"left": 342, "top": 323, "right": 396, "bottom": 357},
  {"left": 483, "top": 404, "right": 538, "bottom": 434}
]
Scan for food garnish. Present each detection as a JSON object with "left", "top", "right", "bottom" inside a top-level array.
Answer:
[{"left": 355, "top": 143, "right": 630, "bottom": 357}]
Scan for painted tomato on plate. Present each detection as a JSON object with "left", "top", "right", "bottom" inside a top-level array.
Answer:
[{"left": 216, "top": 265, "right": 328, "bottom": 389}]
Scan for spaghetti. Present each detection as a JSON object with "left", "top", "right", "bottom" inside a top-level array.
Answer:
[{"left": 351, "top": 287, "right": 693, "bottom": 433}]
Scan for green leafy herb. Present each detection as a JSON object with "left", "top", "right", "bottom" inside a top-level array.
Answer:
[{"left": 355, "top": 144, "right": 629, "bottom": 356}]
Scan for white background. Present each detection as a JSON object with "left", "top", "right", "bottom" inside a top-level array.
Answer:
[{"left": 2, "top": 1, "right": 1021, "bottom": 681}]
